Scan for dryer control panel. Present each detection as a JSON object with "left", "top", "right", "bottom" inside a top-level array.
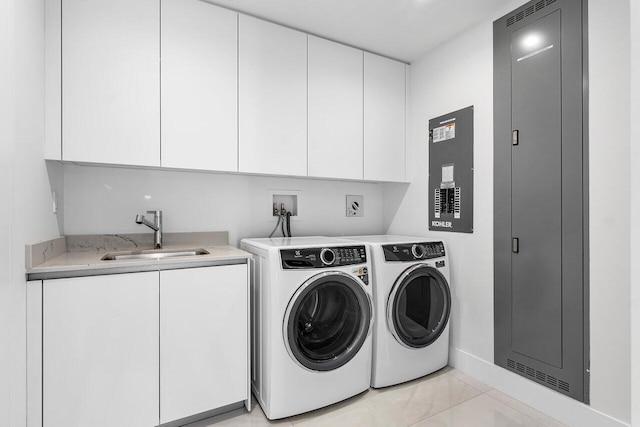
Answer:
[
  {"left": 383, "top": 242, "right": 445, "bottom": 262},
  {"left": 281, "top": 245, "right": 367, "bottom": 269}
]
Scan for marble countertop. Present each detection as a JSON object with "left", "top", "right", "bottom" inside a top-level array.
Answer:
[{"left": 26, "top": 232, "right": 251, "bottom": 280}]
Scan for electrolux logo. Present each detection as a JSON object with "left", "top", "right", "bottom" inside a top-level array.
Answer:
[{"left": 431, "top": 221, "right": 453, "bottom": 228}]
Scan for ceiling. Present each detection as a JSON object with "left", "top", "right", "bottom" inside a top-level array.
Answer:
[{"left": 204, "top": 0, "right": 515, "bottom": 63}]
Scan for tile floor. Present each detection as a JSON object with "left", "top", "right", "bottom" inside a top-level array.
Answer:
[{"left": 187, "top": 367, "right": 566, "bottom": 427}]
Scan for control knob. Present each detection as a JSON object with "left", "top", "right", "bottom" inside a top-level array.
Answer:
[
  {"left": 411, "top": 244, "right": 426, "bottom": 259},
  {"left": 320, "top": 248, "right": 336, "bottom": 265}
]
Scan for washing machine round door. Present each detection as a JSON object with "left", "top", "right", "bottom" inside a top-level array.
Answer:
[
  {"left": 387, "top": 264, "right": 451, "bottom": 349},
  {"left": 284, "top": 271, "right": 372, "bottom": 372}
]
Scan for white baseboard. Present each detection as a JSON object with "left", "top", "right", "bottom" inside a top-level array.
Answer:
[{"left": 448, "top": 347, "right": 629, "bottom": 427}]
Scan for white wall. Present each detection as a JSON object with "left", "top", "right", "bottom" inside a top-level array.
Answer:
[
  {"left": 0, "top": 0, "right": 15, "bottom": 423},
  {"left": 63, "top": 165, "right": 388, "bottom": 245},
  {"left": 385, "top": 0, "right": 631, "bottom": 424},
  {"left": 587, "top": 0, "right": 631, "bottom": 421},
  {"left": 630, "top": 0, "right": 640, "bottom": 423},
  {"left": 0, "top": 0, "right": 64, "bottom": 425},
  {"left": 385, "top": 15, "right": 496, "bottom": 363}
]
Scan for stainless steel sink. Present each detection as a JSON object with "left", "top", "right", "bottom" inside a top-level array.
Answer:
[{"left": 101, "top": 248, "right": 210, "bottom": 261}]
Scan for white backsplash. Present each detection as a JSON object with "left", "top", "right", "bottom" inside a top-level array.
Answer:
[{"left": 63, "top": 164, "right": 388, "bottom": 246}]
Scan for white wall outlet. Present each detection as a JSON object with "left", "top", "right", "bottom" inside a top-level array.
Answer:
[
  {"left": 52, "top": 191, "right": 58, "bottom": 214},
  {"left": 346, "top": 195, "right": 364, "bottom": 217},
  {"left": 268, "top": 189, "right": 302, "bottom": 222}
]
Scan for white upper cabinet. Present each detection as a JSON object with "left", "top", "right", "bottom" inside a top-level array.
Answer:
[
  {"left": 161, "top": 0, "right": 238, "bottom": 172},
  {"left": 364, "top": 53, "right": 407, "bottom": 182},
  {"left": 45, "top": 0, "right": 62, "bottom": 160},
  {"left": 50, "top": 2, "right": 407, "bottom": 181},
  {"left": 308, "top": 36, "right": 364, "bottom": 180},
  {"left": 62, "top": 0, "right": 160, "bottom": 167},
  {"left": 238, "top": 16, "right": 307, "bottom": 176}
]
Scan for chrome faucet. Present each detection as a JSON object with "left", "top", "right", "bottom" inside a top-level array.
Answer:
[{"left": 135, "top": 210, "right": 163, "bottom": 249}]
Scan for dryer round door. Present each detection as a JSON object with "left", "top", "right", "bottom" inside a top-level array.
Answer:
[
  {"left": 284, "top": 271, "right": 372, "bottom": 372},
  {"left": 387, "top": 264, "right": 451, "bottom": 349}
]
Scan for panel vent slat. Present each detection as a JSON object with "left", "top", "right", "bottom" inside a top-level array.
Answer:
[
  {"left": 504, "top": 359, "right": 571, "bottom": 395},
  {"left": 506, "top": 0, "right": 556, "bottom": 27}
]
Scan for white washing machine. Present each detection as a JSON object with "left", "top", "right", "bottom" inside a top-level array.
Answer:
[
  {"left": 240, "top": 237, "right": 373, "bottom": 420},
  {"left": 343, "top": 235, "right": 451, "bottom": 388}
]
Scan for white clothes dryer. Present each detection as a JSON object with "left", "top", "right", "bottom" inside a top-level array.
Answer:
[
  {"left": 240, "top": 237, "right": 373, "bottom": 420},
  {"left": 343, "top": 235, "right": 451, "bottom": 388}
]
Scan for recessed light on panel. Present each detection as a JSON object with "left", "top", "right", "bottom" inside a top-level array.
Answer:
[{"left": 521, "top": 32, "right": 542, "bottom": 49}]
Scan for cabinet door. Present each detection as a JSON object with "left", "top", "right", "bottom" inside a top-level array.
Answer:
[
  {"left": 363, "top": 53, "right": 406, "bottom": 182},
  {"left": 160, "top": 264, "right": 248, "bottom": 424},
  {"left": 43, "top": 272, "right": 159, "bottom": 427},
  {"left": 62, "top": 0, "right": 160, "bottom": 166},
  {"left": 308, "top": 37, "right": 363, "bottom": 180},
  {"left": 161, "top": 0, "right": 238, "bottom": 172},
  {"left": 238, "top": 16, "right": 307, "bottom": 176}
]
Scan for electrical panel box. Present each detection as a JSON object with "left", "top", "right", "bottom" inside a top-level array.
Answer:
[{"left": 428, "top": 106, "right": 473, "bottom": 233}]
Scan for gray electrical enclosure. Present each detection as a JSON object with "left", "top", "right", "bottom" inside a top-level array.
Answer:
[
  {"left": 494, "top": 0, "right": 589, "bottom": 403},
  {"left": 428, "top": 106, "right": 473, "bottom": 233}
]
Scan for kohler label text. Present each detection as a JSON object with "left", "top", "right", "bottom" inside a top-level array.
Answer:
[{"left": 431, "top": 221, "right": 453, "bottom": 228}]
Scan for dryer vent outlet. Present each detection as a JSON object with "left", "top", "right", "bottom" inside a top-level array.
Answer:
[{"left": 346, "top": 195, "right": 364, "bottom": 217}]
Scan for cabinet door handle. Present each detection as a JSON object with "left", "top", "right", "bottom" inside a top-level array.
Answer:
[
  {"left": 512, "top": 130, "right": 519, "bottom": 146},
  {"left": 512, "top": 237, "right": 519, "bottom": 253}
]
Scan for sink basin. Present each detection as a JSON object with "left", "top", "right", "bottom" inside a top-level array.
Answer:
[{"left": 101, "top": 248, "right": 210, "bottom": 261}]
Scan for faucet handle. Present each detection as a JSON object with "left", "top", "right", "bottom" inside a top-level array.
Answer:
[{"left": 146, "top": 210, "right": 162, "bottom": 216}]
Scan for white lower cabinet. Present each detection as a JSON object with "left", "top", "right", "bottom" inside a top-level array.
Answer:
[
  {"left": 43, "top": 272, "right": 160, "bottom": 427},
  {"left": 38, "top": 264, "right": 249, "bottom": 427},
  {"left": 160, "top": 265, "right": 248, "bottom": 424}
]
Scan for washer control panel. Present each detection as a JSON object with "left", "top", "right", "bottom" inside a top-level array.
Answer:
[
  {"left": 281, "top": 245, "right": 367, "bottom": 269},
  {"left": 382, "top": 242, "right": 445, "bottom": 262}
]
